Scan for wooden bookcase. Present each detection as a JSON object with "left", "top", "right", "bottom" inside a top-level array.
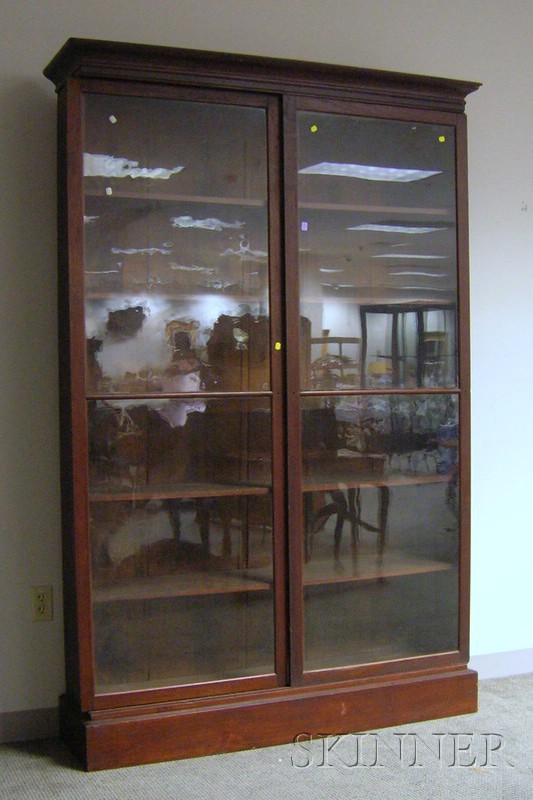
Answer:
[{"left": 44, "top": 39, "right": 479, "bottom": 770}]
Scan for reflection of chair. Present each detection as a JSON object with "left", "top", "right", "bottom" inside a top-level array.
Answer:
[
  {"left": 306, "top": 488, "right": 358, "bottom": 561},
  {"left": 186, "top": 406, "right": 273, "bottom": 563},
  {"left": 367, "top": 360, "right": 392, "bottom": 386},
  {"left": 302, "top": 407, "right": 387, "bottom": 562},
  {"left": 302, "top": 408, "right": 350, "bottom": 560},
  {"left": 310, "top": 333, "right": 360, "bottom": 388}
]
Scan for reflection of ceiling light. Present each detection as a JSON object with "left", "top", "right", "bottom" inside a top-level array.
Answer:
[
  {"left": 298, "top": 162, "right": 441, "bottom": 182},
  {"left": 111, "top": 246, "right": 172, "bottom": 255},
  {"left": 84, "top": 153, "right": 184, "bottom": 180},
  {"left": 347, "top": 224, "right": 442, "bottom": 234},
  {"left": 319, "top": 267, "right": 344, "bottom": 273},
  {"left": 321, "top": 283, "right": 356, "bottom": 289},
  {"left": 170, "top": 215, "right": 244, "bottom": 231},
  {"left": 397, "top": 286, "right": 450, "bottom": 292},
  {"left": 384, "top": 285, "right": 450, "bottom": 291},
  {"left": 169, "top": 263, "right": 216, "bottom": 274},
  {"left": 220, "top": 236, "right": 268, "bottom": 262},
  {"left": 389, "top": 271, "right": 446, "bottom": 277},
  {"left": 85, "top": 269, "right": 120, "bottom": 274},
  {"left": 372, "top": 253, "right": 448, "bottom": 259}
]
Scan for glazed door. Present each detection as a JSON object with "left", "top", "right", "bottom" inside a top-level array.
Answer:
[
  {"left": 288, "top": 101, "right": 466, "bottom": 680},
  {"left": 79, "top": 86, "right": 287, "bottom": 702},
  {"left": 73, "top": 82, "right": 467, "bottom": 704}
]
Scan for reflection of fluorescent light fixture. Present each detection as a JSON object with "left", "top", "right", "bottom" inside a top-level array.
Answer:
[
  {"left": 84, "top": 153, "right": 184, "bottom": 180},
  {"left": 169, "top": 263, "right": 216, "bottom": 274},
  {"left": 171, "top": 215, "right": 244, "bottom": 231},
  {"left": 389, "top": 271, "right": 446, "bottom": 277},
  {"left": 396, "top": 286, "right": 450, "bottom": 292},
  {"left": 220, "top": 237, "right": 267, "bottom": 262},
  {"left": 347, "top": 224, "right": 442, "bottom": 234},
  {"left": 319, "top": 267, "right": 344, "bottom": 273},
  {"left": 372, "top": 253, "right": 448, "bottom": 259},
  {"left": 111, "top": 246, "right": 172, "bottom": 255},
  {"left": 299, "top": 162, "right": 441, "bottom": 182}
]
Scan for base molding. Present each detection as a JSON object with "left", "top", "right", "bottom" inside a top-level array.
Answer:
[
  {"left": 469, "top": 648, "right": 533, "bottom": 679},
  {"left": 60, "top": 667, "right": 477, "bottom": 770},
  {"left": 0, "top": 707, "right": 59, "bottom": 744}
]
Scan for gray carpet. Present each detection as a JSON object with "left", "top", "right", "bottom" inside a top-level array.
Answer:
[{"left": 1, "top": 674, "right": 531, "bottom": 799}]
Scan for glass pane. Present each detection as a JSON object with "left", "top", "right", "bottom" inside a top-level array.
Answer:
[
  {"left": 84, "top": 94, "right": 270, "bottom": 393},
  {"left": 298, "top": 112, "right": 457, "bottom": 389},
  {"left": 88, "top": 397, "right": 275, "bottom": 692},
  {"left": 301, "top": 394, "right": 459, "bottom": 670}
]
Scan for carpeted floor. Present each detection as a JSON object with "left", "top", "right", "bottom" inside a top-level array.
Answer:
[{"left": 1, "top": 673, "right": 531, "bottom": 799}]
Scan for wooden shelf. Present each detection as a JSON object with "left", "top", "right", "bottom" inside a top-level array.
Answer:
[
  {"left": 299, "top": 200, "right": 451, "bottom": 216},
  {"left": 84, "top": 289, "right": 267, "bottom": 302},
  {"left": 88, "top": 473, "right": 447, "bottom": 503},
  {"left": 85, "top": 186, "right": 266, "bottom": 207},
  {"left": 89, "top": 481, "right": 271, "bottom": 502},
  {"left": 303, "top": 470, "right": 451, "bottom": 493},
  {"left": 93, "top": 548, "right": 449, "bottom": 605},
  {"left": 301, "top": 294, "right": 455, "bottom": 305},
  {"left": 85, "top": 187, "right": 452, "bottom": 219},
  {"left": 303, "top": 550, "right": 452, "bottom": 586},
  {"left": 93, "top": 567, "right": 272, "bottom": 603},
  {"left": 310, "top": 336, "right": 360, "bottom": 346},
  {"left": 245, "top": 549, "right": 452, "bottom": 590},
  {"left": 95, "top": 666, "right": 276, "bottom": 697}
]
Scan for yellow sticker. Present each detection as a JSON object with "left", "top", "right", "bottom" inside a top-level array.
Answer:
[
  {"left": 438, "top": 135, "right": 446, "bottom": 143},
  {"left": 310, "top": 125, "right": 318, "bottom": 133},
  {"left": 274, "top": 341, "right": 282, "bottom": 351}
]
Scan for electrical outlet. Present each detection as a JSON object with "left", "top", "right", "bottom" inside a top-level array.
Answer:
[{"left": 31, "top": 585, "right": 53, "bottom": 622}]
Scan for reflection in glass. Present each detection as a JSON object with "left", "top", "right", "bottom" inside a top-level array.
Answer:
[
  {"left": 360, "top": 303, "right": 457, "bottom": 388},
  {"left": 297, "top": 111, "right": 457, "bottom": 389},
  {"left": 83, "top": 94, "right": 270, "bottom": 393},
  {"left": 89, "top": 397, "right": 275, "bottom": 691},
  {"left": 301, "top": 394, "right": 459, "bottom": 670}
]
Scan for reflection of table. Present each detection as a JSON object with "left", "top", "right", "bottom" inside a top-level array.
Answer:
[
  {"left": 91, "top": 473, "right": 451, "bottom": 572},
  {"left": 90, "top": 482, "right": 270, "bottom": 563},
  {"left": 303, "top": 473, "right": 451, "bottom": 562}
]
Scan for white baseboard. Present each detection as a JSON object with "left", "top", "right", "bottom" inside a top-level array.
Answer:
[{"left": 470, "top": 648, "right": 533, "bottom": 680}]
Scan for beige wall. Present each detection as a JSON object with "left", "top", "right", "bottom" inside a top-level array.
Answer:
[{"left": 0, "top": 0, "right": 531, "bottom": 716}]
